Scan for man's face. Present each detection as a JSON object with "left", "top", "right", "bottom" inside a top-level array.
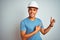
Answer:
[{"left": 28, "top": 7, "right": 38, "bottom": 18}]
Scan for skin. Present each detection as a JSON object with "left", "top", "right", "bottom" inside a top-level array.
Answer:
[{"left": 20, "top": 7, "right": 55, "bottom": 40}]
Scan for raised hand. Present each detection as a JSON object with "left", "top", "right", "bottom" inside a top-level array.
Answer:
[{"left": 50, "top": 17, "right": 55, "bottom": 27}]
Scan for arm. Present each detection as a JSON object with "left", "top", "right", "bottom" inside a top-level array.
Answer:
[
  {"left": 40, "top": 24, "right": 53, "bottom": 35},
  {"left": 40, "top": 17, "right": 55, "bottom": 35},
  {"left": 20, "top": 26, "right": 40, "bottom": 40}
]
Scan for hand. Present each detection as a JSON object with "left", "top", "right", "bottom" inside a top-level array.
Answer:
[
  {"left": 50, "top": 17, "right": 55, "bottom": 27},
  {"left": 35, "top": 26, "right": 40, "bottom": 32}
]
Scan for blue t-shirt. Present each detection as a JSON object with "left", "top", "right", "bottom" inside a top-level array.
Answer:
[{"left": 20, "top": 17, "right": 44, "bottom": 40}]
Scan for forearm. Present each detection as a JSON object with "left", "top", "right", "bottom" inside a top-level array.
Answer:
[
  {"left": 44, "top": 24, "right": 53, "bottom": 34},
  {"left": 23, "top": 30, "right": 38, "bottom": 39}
]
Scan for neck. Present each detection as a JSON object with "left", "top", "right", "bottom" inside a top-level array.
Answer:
[{"left": 28, "top": 17, "right": 36, "bottom": 21}]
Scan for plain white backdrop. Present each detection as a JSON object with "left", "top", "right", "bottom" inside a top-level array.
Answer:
[{"left": 1, "top": 0, "right": 60, "bottom": 40}]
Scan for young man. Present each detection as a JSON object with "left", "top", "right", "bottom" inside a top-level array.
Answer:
[{"left": 20, "top": 1, "right": 55, "bottom": 40}]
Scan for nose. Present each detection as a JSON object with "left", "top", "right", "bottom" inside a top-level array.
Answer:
[{"left": 30, "top": 10, "right": 34, "bottom": 14}]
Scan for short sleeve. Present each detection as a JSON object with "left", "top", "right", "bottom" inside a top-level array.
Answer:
[
  {"left": 40, "top": 21, "right": 44, "bottom": 28},
  {"left": 20, "top": 21, "right": 26, "bottom": 31},
  {"left": 39, "top": 19, "right": 44, "bottom": 28}
]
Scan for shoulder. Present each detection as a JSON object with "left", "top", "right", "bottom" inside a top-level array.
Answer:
[
  {"left": 20, "top": 17, "right": 28, "bottom": 23},
  {"left": 36, "top": 18, "right": 42, "bottom": 21}
]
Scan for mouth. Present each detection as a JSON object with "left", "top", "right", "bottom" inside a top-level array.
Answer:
[{"left": 30, "top": 13, "right": 34, "bottom": 17}]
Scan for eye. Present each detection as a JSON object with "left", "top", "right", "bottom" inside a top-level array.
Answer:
[{"left": 34, "top": 9, "right": 36, "bottom": 11}]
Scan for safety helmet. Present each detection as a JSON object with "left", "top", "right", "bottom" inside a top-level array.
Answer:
[{"left": 28, "top": 1, "right": 39, "bottom": 9}]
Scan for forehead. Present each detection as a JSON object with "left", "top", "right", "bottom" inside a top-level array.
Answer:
[{"left": 28, "top": 7, "right": 38, "bottom": 10}]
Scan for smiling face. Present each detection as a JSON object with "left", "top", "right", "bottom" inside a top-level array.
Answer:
[{"left": 28, "top": 7, "right": 38, "bottom": 18}]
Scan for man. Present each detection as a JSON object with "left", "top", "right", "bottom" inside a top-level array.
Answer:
[{"left": 20, "top": 1, "right": 55, "bottom": 40}]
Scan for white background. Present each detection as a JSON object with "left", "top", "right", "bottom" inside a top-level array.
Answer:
[{"left": 1, "top": 0, "right": 60, "bottom": 40}]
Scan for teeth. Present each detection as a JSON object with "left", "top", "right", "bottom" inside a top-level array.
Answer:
[{"left": 30, "top": 14, "right": 34, "bottom": 17}]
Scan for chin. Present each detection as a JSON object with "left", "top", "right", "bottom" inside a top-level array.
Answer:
[{"left": 30, "top": 16, "right": 35, "bottom": 18}]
